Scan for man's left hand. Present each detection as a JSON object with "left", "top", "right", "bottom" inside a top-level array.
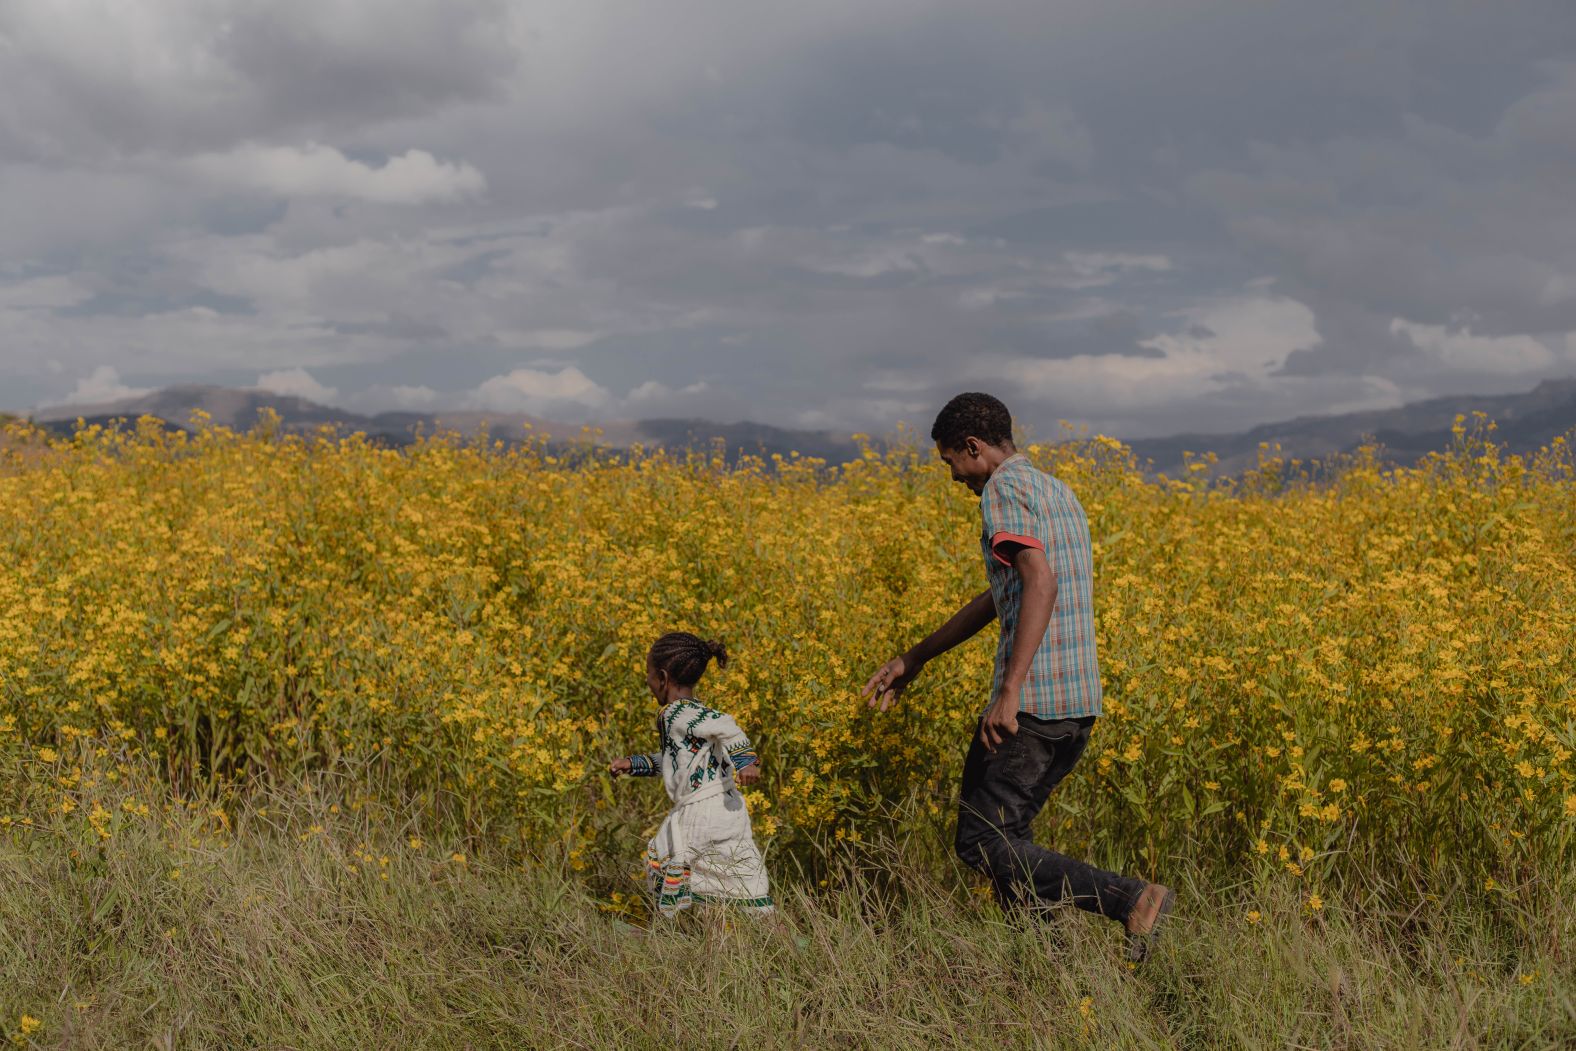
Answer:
[{"left": 980, "top": 690, "right": 1021, "bottom": 752}]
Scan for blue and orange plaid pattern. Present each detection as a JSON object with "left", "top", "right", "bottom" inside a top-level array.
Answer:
[{"left": 978, "top": 453, "right": 1103, "bottom": 720}]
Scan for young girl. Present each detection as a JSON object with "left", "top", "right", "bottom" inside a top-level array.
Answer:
[{"left": 609, "top": 632, "right": 773, "bottom": 917}]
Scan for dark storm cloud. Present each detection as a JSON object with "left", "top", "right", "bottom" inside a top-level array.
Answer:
[
  {"left": 2, "top": 0, "right": 1575, "bottom": 436},
  {"left": 0, "top": 1, "right": 516, "bottom": 159}
]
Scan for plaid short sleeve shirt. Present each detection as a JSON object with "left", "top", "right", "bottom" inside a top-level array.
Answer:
[{"left": 979, "top": 454, "right": 1102, "bottom": 719}]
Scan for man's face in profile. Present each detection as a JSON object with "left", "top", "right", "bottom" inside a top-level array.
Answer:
[{"left": 936, "top": 439, "right": 991, "bottom": 495}]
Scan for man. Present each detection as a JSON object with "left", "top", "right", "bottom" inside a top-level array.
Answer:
[{"left": 862, "top": 392, "right": 1173, "bottom": 960}]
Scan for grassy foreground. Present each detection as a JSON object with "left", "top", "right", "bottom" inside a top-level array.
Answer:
[{"left": 2, "top": 748, "right": 1571, "bottom": 1049}]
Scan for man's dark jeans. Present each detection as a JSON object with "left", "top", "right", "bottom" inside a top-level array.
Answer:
[{"left": 955, "top": 712, "right": 1145, "bottom": 923}]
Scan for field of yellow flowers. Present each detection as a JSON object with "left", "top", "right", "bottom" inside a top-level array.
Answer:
[{"left": 1, "top": 412, "right": 1572, "bottom": 899}]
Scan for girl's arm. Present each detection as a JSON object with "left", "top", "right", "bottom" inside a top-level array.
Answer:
[
  {"left": 686, "top": 707, "right": 759, "bottom": 775},
  {"left": 610, "top": 754, "right": 662, "bottom": 778}
]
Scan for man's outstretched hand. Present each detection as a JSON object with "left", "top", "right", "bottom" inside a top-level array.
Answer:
[{"left": 863, "top": 655, "right": 920, "bottom": 711}]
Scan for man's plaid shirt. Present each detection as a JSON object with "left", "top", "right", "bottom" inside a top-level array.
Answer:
[{"left": 978, "top": 453, "right": 1103, "bottom": 719}]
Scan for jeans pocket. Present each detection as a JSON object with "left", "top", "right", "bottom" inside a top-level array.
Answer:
[
  {"left": 1016, "top": 714, "right": 1083, "bottom": 744},
  {"left": 997, "top": 726, "right": 1052, "bottom": 786}
]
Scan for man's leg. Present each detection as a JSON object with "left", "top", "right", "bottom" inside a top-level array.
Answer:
[{"left": 954, "top": 714, "right": 1146, "bottom": 923}]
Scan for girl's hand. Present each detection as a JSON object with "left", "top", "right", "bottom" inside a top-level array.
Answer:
[
  {"left": 609, "top": 757, "right": 632, "bottom": 778},
  {"left": 735, "top": 764, "right": 760, "bottom": 787}
]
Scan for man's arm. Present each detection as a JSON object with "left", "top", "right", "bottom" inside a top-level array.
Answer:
[
  {"left": 863, "top": 589, "right": 996, "bottom": 711},
  {"left": 979, "top": 544, "right": 1058, "bottom": 750},
  {"left": 906, "top": 589, "right": 997, "bottom": 668}
]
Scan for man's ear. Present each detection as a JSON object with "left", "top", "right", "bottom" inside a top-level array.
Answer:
[{"left": 964, "top": 436, "right": 981, "bottom": 458}]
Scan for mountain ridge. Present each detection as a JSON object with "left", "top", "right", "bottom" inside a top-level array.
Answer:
[
  {"left": 28, "top": 384, "right": 862, "bottom": 464},
  {"left": 24, "top": 377, "right": 1576, "bottom": 473},
  {"left": 1124, "top": 378, "right": 1576, "bottom": 475}
]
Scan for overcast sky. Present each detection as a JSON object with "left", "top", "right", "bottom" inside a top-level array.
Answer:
[{"left": 4, "top": 1, "right": 1576, "bottom": 437}]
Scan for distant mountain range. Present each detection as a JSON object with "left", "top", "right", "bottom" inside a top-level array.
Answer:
[
  {"left": 27, "top": 384, "right": 863, "bottom": 464},
  {"left": 1123, "top": 378, "right": 1576, "bottom": 475},
  {"left": 23, "top": 377, "right": 1576, "bottom": 475}
]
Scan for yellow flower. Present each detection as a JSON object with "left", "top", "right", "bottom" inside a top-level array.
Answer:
[
  {"left": 450, "top": 852, "right": 467, "bottom": 864},
  {"left": 1, "top": 410, "right": 1570, "bottom": 895},
  {"left": 1306, "top": 894, "right": 1323, "bottom": 912},
  {"left": 1245, "top": 910, "right": 1262, "bottom": 925}
]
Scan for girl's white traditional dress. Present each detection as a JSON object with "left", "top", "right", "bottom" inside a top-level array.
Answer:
[{"left": 624, "top": 699, "right": 773, "bottom": 916}]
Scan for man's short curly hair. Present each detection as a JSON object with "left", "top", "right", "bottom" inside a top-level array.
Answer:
[{"left": 930, "top": 392, "right": 1014, "bottom": 450}]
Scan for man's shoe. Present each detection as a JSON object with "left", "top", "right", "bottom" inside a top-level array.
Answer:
[{"left": 1124, "top": 882, "right": 1175, "bottom": 963}]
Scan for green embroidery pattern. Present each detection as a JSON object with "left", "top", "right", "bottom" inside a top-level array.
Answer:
[{"left": 656, "top": 700, "right": 728, "bottom": 791}]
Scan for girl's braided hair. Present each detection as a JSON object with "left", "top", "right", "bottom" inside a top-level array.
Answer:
[{"left": 648, "top": 631, "right": 728, "bottom": 686}]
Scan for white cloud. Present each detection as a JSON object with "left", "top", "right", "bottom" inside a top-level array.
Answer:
[
  {"left": 1002, "top": 295, "right": 1322, "bottom": 411},
  {"left": 1318, "top": 376, "right": 1408, "bottom": 417},
  {"left": 1389, "top": 319, "right": 1563, "bottom": 374},
  {"left": 384, "top": 384, "right": 442, "bottom": 410},
  {"left": 457, "top": 369, "right": 723, "bottom": 419},
  {"left": 627, "top": 379, "right": 710, "bottom": 403},
  {"left": 255, "top": 368, "right": 340, "bottom": 404},
  {"left": 624, "top": 378, "right": 712, "bottom": 409},
  {"left": 465, "top": 365, "right": 614, "bottom": 416},
  {"left": 63, "top": 366, "right": 151, "bottom": 405},
  {"left": 1143, "top": 296, "right": 1321, "bottom": 373},
  {"left": 189, "top": 144, "right": 485, "bottom": 204}
]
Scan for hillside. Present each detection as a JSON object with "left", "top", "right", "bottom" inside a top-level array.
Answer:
[
  {"left": 27, "top": 376, "right": 1576, "bottom": 474},
  {"left": 1124, "top": 378, "right": 1576, "bottom": 475},
  {"left": 29, "top": 385, "right": 857, "bottom": 463}
]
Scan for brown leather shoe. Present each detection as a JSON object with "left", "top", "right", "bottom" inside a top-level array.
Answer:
[{"left": 1125, "top": 882, "right": 1175, "bottom": 962}]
